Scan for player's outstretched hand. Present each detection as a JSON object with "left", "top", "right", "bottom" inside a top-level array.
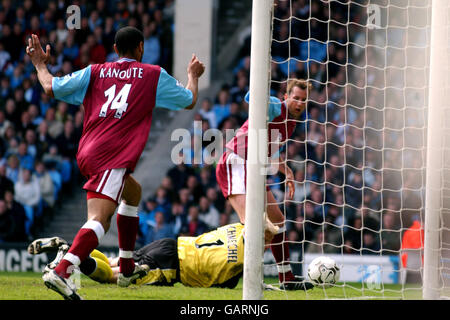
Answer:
[
  {"left": 285, "top": 167, "right": 295, "bottom": 200},
  {"left": 188, "top": 54, "right": 205, "bottom": 79},
  {"left": 26, "top": 34, "right": 51, "bottom": 67},
  {"left": 264, "top": 217, "right": 279, "bottom": 245}
]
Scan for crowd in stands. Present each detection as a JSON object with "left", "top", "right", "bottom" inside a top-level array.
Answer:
[
  {"left": 137, "top": 0, "right": 426, "bottom": 259},
  {"left": 0, "top": 0, "right": 175, "bottom": 242}
]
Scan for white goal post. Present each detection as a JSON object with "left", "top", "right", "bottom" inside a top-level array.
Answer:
[
  {"left": 242, "top": 0, "right": 273, "bottom": 300},
  {"left": 423, "top": 0, "right": 448, "bottom": 300}
]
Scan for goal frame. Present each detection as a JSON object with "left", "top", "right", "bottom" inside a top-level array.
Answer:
[
  {"left": 423, "top": 0, "right": 447, "bottom": 300},
  {"left": 242, "top": 0, "right": 273, "bottom": 300}
]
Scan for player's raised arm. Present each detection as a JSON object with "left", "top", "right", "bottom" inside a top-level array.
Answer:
[
  {"left": 26, "top": 34, "right": 53, "bottom": 97},
  {"left": 27, "top": 34, "right": 91, "bottom": 105},
  {"left": 155, "top": 54, "right": 205, "bottom": 111},
  {"left": 185, "top": 54, "right": 205, "bottom": 109}
]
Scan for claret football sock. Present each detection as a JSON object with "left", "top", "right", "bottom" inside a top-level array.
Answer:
[
  {"left": 54, "top": 220, "right": 105, "bottom": 279},
  {"left": 270, "top": 226, "right": 295, "bottom": 283},
  {"left": 117, "top": 202, "right": 139, "bottom": 277}
]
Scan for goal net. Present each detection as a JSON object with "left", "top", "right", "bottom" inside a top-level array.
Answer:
[{"left": 254, "top": 0, "right": 450, "bottom": 299}]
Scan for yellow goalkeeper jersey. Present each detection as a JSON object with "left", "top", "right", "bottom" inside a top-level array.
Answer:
[{"left": 177, "top": 223, "right": 244, "bottom": 288}]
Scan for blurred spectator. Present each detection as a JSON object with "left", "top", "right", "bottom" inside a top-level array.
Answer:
[
  {"left": 17, "top": 111, "right": 35, "bottom": 138},
  {"left": 0, "top": 41, "right": 10, "bottom": 72},
  {"left": 198, "top": 98, "right": 216, "bottom": 129},
  {"left": 28, "top": 104, "right": 43, "bottom": 127},
  {"left": 5, "top": 98, "right": 20, "bottom": 128},
  {"left": 230, "top": 75, "right": 248, "bottom": 104},
  {"left": 167, "top": 162, "right": 195, "bottom": 191},
  {"left": 361, "top": 231, "right": 381, "bottom": 255},
  {"left": 219, "top": 102, "right": 245, "bottom": 128},
  {"left": 199, "top": 166, "right": 216, "bottom": 193},
  {"left": 63, "top": 34, "right": 79, "bottom": 60},
  {"left": 343, "top": 214, "right": 362, "bottom": 254},
  {"left": 45, "top": 108, "right": 64, "bottom": 139},
  {"left": 6, "top": 154, "right": 20, "bottom": 184},
  {"left": 219, "top": 212, "right": 230, "bottom": 227},
  {"left": 154, "top": 187, "right": 171, "bottom": 220},
  {"left": 206, "top": 186, "right": 224, "bottom": 213},
  {"left": 34, "top": 160, "right": 55, "bottom": 208},
  {"left": 4, "top": 189, "right": 27, "bottom": 240},
  {"left": 17, "top": 141, "right": 34, "bottom": 171},
  {"left": 159, "top": 175, "right": 176, "bottom": 202},
  {"left": 178, "top": 188, "right": 194, "bottom": 213},
  {"left": 87, "top": 33, "right": 106, "bottom": 64},
  {"left": 184, "top": 205, "right": 208, "bottom": 237},
  {"left": 186, "top": 175, "right": 203, "bottom": 203},
  {"left": 0, "top": 110, "right": 11, "bottom": 138},
  {"left": 14, "top": 168, "right": 41, "bottom": 235},
  {"left": 171, "top": 201, "right": 188, "bottom": 236},
  {"left": 212, "top": 88, "right": 231, "bottom": 127},
  {"left": 141, "top": 211, "right": 175, "bottom": 245},
  {"left": 142, "top": 22, "right": 160, "bottom": 65},
  {"left": 55, "top": 120, "right": 77, "bottom": 159},
  {"left": 0, "top": 163, "right": 14, "bottom": 197},
  {"left": 198, "top": 196, "right": 219, "bottom": 230},
  {"left": 36, "top": 120, "right": 53, "bottom": 154},
  {"left": 24, "top": 128, "right": 40, "bottom": 159},
  {"left": 0, "top": 199, "right": 15, "bottom": 242},
  {"left": 400, "top": 216, "right": 424, "bottom": 268},
  {"left": 306, "top": 229, "right": 339, "bottom": 254},
  {"left": 55, "top": 18, "right": 68, "bottom": 43},
  {"left": 138, "top": 197, "right": 158, "bottom": 240},
  {"left": 42, "top": 144, "right": 63, "bottom": 170},
  {"left": 380, "top": 212, "right": 401, "bottom": 254}
]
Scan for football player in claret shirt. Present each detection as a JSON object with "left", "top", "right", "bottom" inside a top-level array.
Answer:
[
  {"left": 26, "top": 26, "right": 205, "bottom": 300},
  {"left": 216, "top": 79, "right": 314, "bottom": 291},
  {"left": 29, "top": 221, "right": 283, "bottom": 289}
]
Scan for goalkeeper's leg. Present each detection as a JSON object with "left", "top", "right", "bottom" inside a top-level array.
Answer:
[
  {"left": 79, "top": 255, "right": 114, "bottom": 284},
  {"left": 79, "top": 250, "right": 148, "bottom": 284}
]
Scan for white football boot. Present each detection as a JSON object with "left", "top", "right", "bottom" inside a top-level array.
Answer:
[
  {"left": 28, "top": 237, "right": 68, "bottom": 255},
  {"left": 262, "top": 282, "right": 282, "bottom": 291},
  {"left": 43, "top": 270, "right": 82, "bottom": 300},
  {"left": 43, "top": 244, "right": 70, "bottom": 275},
  {"left": 117, "top": 264, "right": 150, "bottom": 287}
]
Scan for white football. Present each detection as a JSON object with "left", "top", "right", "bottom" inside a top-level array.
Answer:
[{"left": 307, "top": 256, "right": 340, "bottom": 288}]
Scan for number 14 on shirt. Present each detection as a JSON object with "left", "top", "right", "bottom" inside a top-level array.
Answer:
[{"left": 99, "top": 84, "right": 132, "bottom": 119}]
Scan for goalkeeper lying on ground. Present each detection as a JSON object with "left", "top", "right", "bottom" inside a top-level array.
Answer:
[{"left": 29, "top": 221, "right": 312, "bottom": 289}]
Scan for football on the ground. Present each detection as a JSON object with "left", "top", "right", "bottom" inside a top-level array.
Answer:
[{"left": 307, "top": 256, "right": 340, "bottom": 288}]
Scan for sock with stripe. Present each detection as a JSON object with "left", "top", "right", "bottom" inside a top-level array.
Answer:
[
  {"left": 117, "top": 202, "right": 139, "bottom": 277},
  {"left": 54, "top": 220, "right": 105, "bottom": 279},
  {"left": 270, "top": 226, "right": 295, "bottom": 283}
]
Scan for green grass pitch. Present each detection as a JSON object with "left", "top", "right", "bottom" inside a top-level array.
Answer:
[{"left": 0, "top": 272, "right": 423, "bottom": 300}]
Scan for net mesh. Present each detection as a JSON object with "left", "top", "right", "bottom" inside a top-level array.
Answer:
[{"left": 262, "top": 0, "right": 450, "bottom": 299}]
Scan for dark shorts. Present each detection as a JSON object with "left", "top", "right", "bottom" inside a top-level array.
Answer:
[{"left": 133, "top": 238, "right": 180, "bottom": 279}]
